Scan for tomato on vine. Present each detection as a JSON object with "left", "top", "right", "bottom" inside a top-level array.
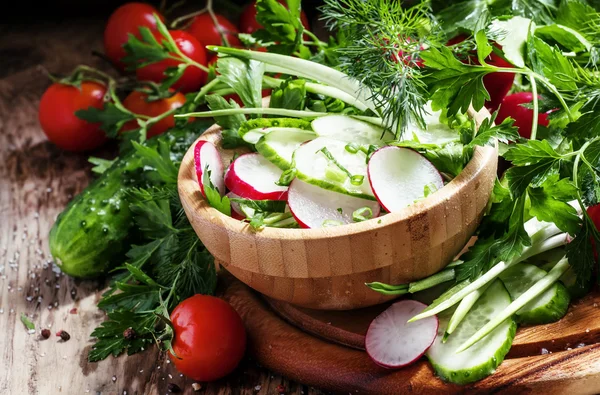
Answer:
[
  {"left": 120, "top": 90, "right": 187, "bottom": 138},
  {"left": 104, "top": 2, "right": 165, "bottom": 70},
  {"left": 38, "top": 80, "right": 108, "bottom": 152},
  {"left": 187, "top": 13, "right": 242, "bottom": 53},
  {"left": 135, "top": 30, "right": 208, "bottom": 93},
  {"left": 169, "top": 295, "right": 246, "bottom": 382}
]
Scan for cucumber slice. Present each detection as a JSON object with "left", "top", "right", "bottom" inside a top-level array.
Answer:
[
  {"left": 499, "top": 263, "right": 570, "bottom": 325},
  {"left": 405, "top": 103, "right": 460, "bottom": 145},
  {"left": 427, "top": 280, "right": 516, "bottom": 385},
  {"left": 238, "top": 118, "right": 313, "bottom": 145},
  {"left": 293, "top": 137, "right": 375, "bottom": 200},
  {"left": 242, "top": 127, "right": 312, "bottom": 145},
  {"left": 311, "top": 115, "right": 394, "bottom": 145},
  {"left": 255, "top": 129, "right": 316, "bottom": 170}
]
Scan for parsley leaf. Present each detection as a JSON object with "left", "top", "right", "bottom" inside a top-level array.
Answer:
[
  {"left": 253, "top": 0, "right": 305, "bottom": 55},
  {"left": 75, "top": 103, "right": 134, "bottom": 138},
  {"left": 214, "top": 57, "right": 265, "bottom": 109},
  {"left": 528, "top": 175, "right": 581, "bottom": 234},
  {"left": 270, "top": 79, "right": 307, "bottom": 110}
]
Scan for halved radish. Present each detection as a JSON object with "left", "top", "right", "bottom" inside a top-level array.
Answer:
[
  {"left": 365, "top": 300, "right": 438, "bottom": 368},
  {"left": 368, "top": 146, "right": 443, "bottom": 212},
  {"left": 194, "top": 140, "right": 225, "bottom": 198},
  {"left": 226, "top": 192, "right": 246, "bottom": 220},
  {"left": 287, "top": 179, "right": 380, "bottom": 228},
  {"left": 225, "top": 153, "right": 288, "bottom": 201}
]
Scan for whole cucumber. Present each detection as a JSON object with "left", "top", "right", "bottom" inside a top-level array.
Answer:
[{"left": 49, "top": 127, "right": 202, "bottom": 278}]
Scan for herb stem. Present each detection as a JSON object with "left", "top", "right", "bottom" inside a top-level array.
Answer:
[
  {"left": 193, "top": 77, "right": 221, "bottom": 103},
  {"left": 176, "top": 107, "right": 329, "bottom": 119},
  {"left": 530, "top": 73, "right": 539, "bottom": 140}
]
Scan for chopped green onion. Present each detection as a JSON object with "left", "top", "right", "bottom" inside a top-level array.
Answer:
[
  {"left": 276, "top": 168, "right": 297, "bottom": 186},
  {"left": 350, "top": 175, "right": 364, "bottom": 186},
  {"left": 345, "top": 143, "right": 360, "bottom": 154},
  {"left": 322, "top": 219, "right": 344, "bottom": 227},
  {"left": 353, "top": 206, "right": 373, "bottom": 222}
]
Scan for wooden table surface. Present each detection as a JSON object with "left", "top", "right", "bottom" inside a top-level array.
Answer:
[{"left": 0, "top": 18, "right": 326, "bottom": 395}]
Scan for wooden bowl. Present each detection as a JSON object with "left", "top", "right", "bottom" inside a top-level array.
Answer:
[{"left": 178, "top": 108, "right": 498, "bottom": 310}]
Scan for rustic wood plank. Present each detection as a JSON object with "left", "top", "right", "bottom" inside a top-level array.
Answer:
[{"left": 0, "top": 18, "right": 322, "bottom": 395}]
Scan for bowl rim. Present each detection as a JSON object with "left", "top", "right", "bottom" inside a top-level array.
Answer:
[{"left": 178, "top": 107, "right": 498, "bottom": 241}]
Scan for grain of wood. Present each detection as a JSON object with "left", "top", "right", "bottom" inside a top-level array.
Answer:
[{"left": 0, "top": 19, "right": 324, "bottom": 395}]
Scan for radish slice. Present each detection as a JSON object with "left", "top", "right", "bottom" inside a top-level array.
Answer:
[
  {"left": 366, "top": 300, "right": 438, "bottom": 368},
  {"left": 225, "top": 153, "right": 288, "bottom": 201},
  {"left": 368, "top": 146, "right": 443, "bottom": 212},
  {"left": 226, "top": 192, "right": 245, "bottom": 220},
  {"left": 194, "top": 140, "right": 225, "bottom": 198},
  {"left": 287, "top": 179, "right": 380, "bottom": 229}
]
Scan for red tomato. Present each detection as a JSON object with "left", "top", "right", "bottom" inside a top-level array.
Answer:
[
  {"left": 187, "top": 13, "right": 241, "bottom": 55},
  {"left": 446, "top": 35, "right": 515, "bottom": 111},
  {"left": 38, "top": 81, "right": 108, "bottom": 152},
  {"left": 136, "top": 30, "right": 208, "bottom": 93},
  {"left": 496, "top": 92, "right": 549, "bottom": 139},
  {"left": 239, "top": 0, "right": 310, "bottom": 34},
  {"left": 121, "top": 90, "right": 187, "bottom": 138},
  {"left": 169, "top": 295, "right": 246, "bottom": 382},
  {"left": 104, "top": 2, "right": 165, "bottom": 70}
]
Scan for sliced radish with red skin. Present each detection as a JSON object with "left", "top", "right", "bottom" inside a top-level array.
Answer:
[
  {"left": 226, "top": 192, "right": 246, "bottom": 220},
  {"left": 287, "top": 179, "right": 381, "bottom": 229},
  {"left": 366, "top": 300, "right": 438, "bottom": 368},
  {"left": 194, "top": 140, "right": 225, "bottom": 198},
  {"left": 224, "top": 153, "right": 288, "bottom": 201},
  {"left": 368, "top": 146, "right": 443, "bottom": 213}
]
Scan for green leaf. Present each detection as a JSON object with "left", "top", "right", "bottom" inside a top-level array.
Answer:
[
  {"left": 203, "top": 169, "right": 231, "bottom": 216},
  {"left": 565, "top": 112, "right": 600, "bottom": 148},
  {"left": 122, "top": 27, "right": 171, "bottom": 70},
  {"left": 253, "top": 0, "right": 305, "bottom": 54},
  {"left": 89, "top": 311, "right": 157, "bottom": 362},
  {"left": 468, "top": 115, "right": 520, "bottom": 148},
  {"left": 566, "top": 219, "right": 598, "bottom": 287},
  {"left": 128, "top": 189, "right": 174, "bottom": 239},
  {"left": 98, "top": 282, "right": 160, "bottom": 313},
  {"left": 475, "top": 30, "right": 493, "bottom": 65},
  {"left": 503, "top": 139, "right": 562, "bottom": 166},
  {"left": 270, "top": 79, "right": 307, "bottom": 110},
  {"left": 205, "top": 95, "right": 246, "bottom": 131},
  {"left": 528, "top": 175, "right": 581, "bottom": 234},
  {"left": 216, "top": 57, "right": 265, "bottom": 109},
  {"left": 535, "top": 24, "right": 591, "bottom": 53},
  {"left": 529, "top": 35, "right": 578, "bottom": 91},
  {"left": 422, "top": 143, "right": 467, "bottom": 178},
  {"left": 88, "top": 157, "right": 116, "bottom": 174},
  {"left": 20, "top": 313, "right": 35, "bottom": 331},
  {"left": 456, "top": 236, "right": 497, "bottom": 281},
  {"left": 131, "top": 140, "right": 178, "bottom": 184},
  {"left": 76, "top": 103, "right": 134, "bottom": 138}
]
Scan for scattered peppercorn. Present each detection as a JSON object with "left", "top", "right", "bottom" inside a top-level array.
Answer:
[
  {"left": 191, "top": 383, "right": 202, "bottom": 392},
  {"left": 277, "top": 384, "right": 286, "bottom": 394},
  {"left": 56, "top": 330, "right": 70, "bottom": 341},
  {"left": 41, "top": 329, "right": 51, "bottom": 339},
  {"left": 123, "top": 327, "right": 136, "bottom": 340},
  {"left": 167, "top": 383, "right": 181, "bottom": 393},
  {"left": 69, "top": 308, "right": 78, "bottom": 314}
]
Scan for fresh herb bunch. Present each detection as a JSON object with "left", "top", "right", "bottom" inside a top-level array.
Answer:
[{"left": 88, "top": 127, "right": 217, "bottom": 362}]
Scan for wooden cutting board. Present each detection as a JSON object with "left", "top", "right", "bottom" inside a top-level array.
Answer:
[{"left": 222, "top": 272, "right": 600, "bottom": 394}]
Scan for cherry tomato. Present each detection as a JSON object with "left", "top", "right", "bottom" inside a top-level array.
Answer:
[
  {"left": 136, "top": 30, "right": 208, "bottom": 93},
  {"left": 446, "top": 35, "right": 515, "bottom": 111},
  {"left": 239, "top": 0, "right": 310, "bottom": 34},
  {"left": 104, "top": 2, "right": 165, "bottom": 70},
  {"left": 121, "top": 90, "right": 187, "bottom": 138},
  {"left": 187, "top": 13, "right": 241, "bottom": 55},
  {"left": 169, "top": 295, "right": 246, "bottom": 382},
  {"left": 38, "top": 81, "right": 108, "bottom": 152},
  {"left": 496, "top": 92, "right": 549, "bottom": 139}
]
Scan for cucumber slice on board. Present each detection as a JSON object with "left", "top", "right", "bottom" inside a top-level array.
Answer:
[
  {"left": 499, "top": 263, "right": 570, "bottom": 325},
  {"left": 426, "top": 280, "right": 516, "bottom": 385},
  {"left": 293, "top": 137, "right": 375, "bottom": 200},
  {"left": 311, "top": 115, "right": 394, "bottom": 145},
  {"left": 255, "top": 129, "right": 316, "bottom": 170}
]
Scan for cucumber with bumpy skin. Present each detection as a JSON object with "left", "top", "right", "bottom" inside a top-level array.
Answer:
[
  {"left": 426, "top": 280, "right": 516, "bottom": 385},
  {"left": 499, "top": 263, "right": 570, "bottom": 325},
  {"left": 49, "top": 128, "right": 201, "bottom": 278},
  {"left": 255, "top": 129, "right": 315, "bottom": 170}
]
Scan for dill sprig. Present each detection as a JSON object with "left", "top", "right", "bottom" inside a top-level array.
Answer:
[{"left": 320, "top": 0, "right": 445, "bottom": 138}]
